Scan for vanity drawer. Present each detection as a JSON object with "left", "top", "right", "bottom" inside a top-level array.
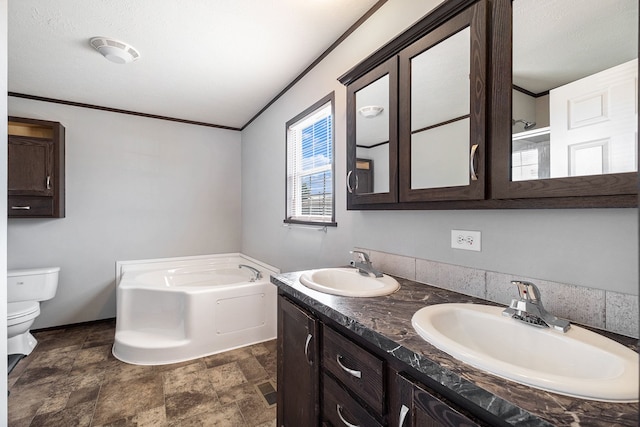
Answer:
[
  {"left": 323, "top": 326, "right": 384, "bottom": 415},
  {"left": 323, "top": 373, "right": 383, "bottom": 427},
  {"left": 8, "top": 196, "right": 54, "bottom": 217}
]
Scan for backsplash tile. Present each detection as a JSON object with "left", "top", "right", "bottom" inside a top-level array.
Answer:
[
  {"left": 366, "top": 249, "right": 416, "bottom": 281},
  {"left": 415, "top": 259, "right": 439, "bottom": 286},
  {"left": 360, "top": 247, "right": 638, "bottom": 338},
  {"left": 606, "top": 292, "right": 639, "bottom": 338},
  {"left": 418, "top": 259, "right": 485, "bottom": 299}
]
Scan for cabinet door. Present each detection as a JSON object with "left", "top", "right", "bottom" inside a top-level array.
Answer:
[
  {"left": 346, "top": 56, "right": 398, "bottom": 208},
  {"left": 394, "top": 373, "right": 483, "bottom": 427},
  {"left": 8, "top": 117, "right": 65, "bottom": 218},
  {"left": 398, "top": 0, "right": 486, "bottom": 202},
  {"left": 277, "top": 296, "right": 320, "bottom": 427},
  {"left": 8, "top": 135, "right": 54, "bottom": 196},
  {"left": 490, "top": 0, "right": 637, "bottom": 206}
]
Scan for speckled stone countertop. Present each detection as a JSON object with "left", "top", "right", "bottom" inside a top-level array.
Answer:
[{"left": 271, "top": 272, "right": 639, "bottom": 427}]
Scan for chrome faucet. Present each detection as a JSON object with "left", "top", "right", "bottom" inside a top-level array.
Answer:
[
  {"left": 502, "top": 280, "right": 571, "bottom": 332},
  {"left": 349, "top": 250, "right": 383, "bottom": 278},
  {"left": 239, "top": 264, "right": 263, "bottom": 282}
]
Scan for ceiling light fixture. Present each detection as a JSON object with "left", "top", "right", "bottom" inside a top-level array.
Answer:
[
  {"left": 90, "top": 37, "right": 140, "bottom": 64},
  {"left": 358, "top": 105, "right": 384, "bottom": 118}
]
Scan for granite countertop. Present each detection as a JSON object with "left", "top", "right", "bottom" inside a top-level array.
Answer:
[{"left": 271, "top": 271, "right": 639, "bottom": 427}]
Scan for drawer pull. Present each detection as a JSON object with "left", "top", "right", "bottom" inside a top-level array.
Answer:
[
  {"left": 399, "top": 404, "right": 410, "bottom": 427},
  {"left": 336, "top": 404, "right": 359, "bottom": 427},
  {"left": 11, "top": 206, "right": 31, "bottom": 210},
  {"left": 304, "top": 333, "right": 313, "bottom": 365},
  {"left": 336, "top": 354, "right": 361, "bottom": 379}
]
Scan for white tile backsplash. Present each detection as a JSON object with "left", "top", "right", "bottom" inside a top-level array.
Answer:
[{"left": 361, "top": 248, "right": 638, "bottom": 338}]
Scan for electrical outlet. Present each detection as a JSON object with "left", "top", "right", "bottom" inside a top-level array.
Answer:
[{"left": 451, "top": 230, "right": 481, "bottom": 251}]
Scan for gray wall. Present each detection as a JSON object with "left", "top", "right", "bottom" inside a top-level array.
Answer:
[
  {"left": 240, "top": 0, "right": 638, "bottom": 296},
  {"left": 8, "top": 97, "right": 243, "bottom": 328}
]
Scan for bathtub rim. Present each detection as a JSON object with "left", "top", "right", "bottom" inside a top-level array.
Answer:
[{"left": 116, "top": 252, "right": 280, "bottom": 287}]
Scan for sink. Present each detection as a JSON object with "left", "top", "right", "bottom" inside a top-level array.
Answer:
[
  {"left": 411, "top": 303, "right": 639, "bottom": 402},
  {"left": 299, "top": 268, "right": 399, "bottom": 297}
]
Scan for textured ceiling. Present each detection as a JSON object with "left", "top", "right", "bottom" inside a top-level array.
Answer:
[
  {"left": 513, "top": 0, "right": 637, "bottom": 94},
  {"left": 8, "top": 0, "right": 381, "bottom": 129}
]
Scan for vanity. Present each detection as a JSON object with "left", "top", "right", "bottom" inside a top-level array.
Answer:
[
  {"left": 272, "top": 272, "right": 639, "bottom": 426},
  {"left": 274, "top": 0, "right": 638, "bottom": 424}
]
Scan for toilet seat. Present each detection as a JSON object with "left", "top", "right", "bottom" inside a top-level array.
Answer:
[{"left": 7, "top": 301, "right": 40, "bottom": 324}]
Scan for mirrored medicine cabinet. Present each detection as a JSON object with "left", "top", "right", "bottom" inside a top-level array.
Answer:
[
  {"left": 339, "top": 0, "right": 638, "bottom": 209},
  {"left": 346, "top": 57, "right": 398, "bottom": 207},
  {"left": 491, "top": 0, "right": 638, "bottom": 202}
]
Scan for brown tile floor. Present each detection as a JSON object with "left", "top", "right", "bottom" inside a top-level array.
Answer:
[{"left": 7, "top": 319, "right": 277, "bottom": 426}]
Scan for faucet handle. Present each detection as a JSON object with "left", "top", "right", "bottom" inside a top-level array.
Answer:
[
  {"left": 350, "top": 250, "right": 370, "bottom": 263},
  {"left": 511, "top": 280, "right": 541, "bottom": 303}
]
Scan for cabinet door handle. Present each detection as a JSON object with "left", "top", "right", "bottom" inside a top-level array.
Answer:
[
  {"left": 470, "top": 144, "right": 479, "bottom": 181},
  {"left": 336, "top": 404, "right": 359, "bottom": 427},
  {"left": 336, "top": 354, "right": 361, "bottom": 378},
  {"left": 346, "top": 171, "right": 359, "bottom": 193},
  {"left": 399, "top": 404, "right": 410, "bottom": 427},
  {"left": 304, "top": 333, "right": 313, "bottom": 365},
  {"left": 46, "top": 175, "right": 51, "bottom": 190},
  {"left": 346, "top": 170, "right": 354, "bottom": 193},
  {"left": 11, "top": 206, "right": 31, "bottom": 210}
]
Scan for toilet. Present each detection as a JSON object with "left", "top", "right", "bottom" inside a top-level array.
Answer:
[{"left": 7, "top": 267, "right": 60, "bottom": 356}]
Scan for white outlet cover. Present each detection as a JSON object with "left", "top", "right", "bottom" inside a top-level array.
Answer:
[{"left": 451, "top": 229, "right": 481, "bottom": 251}]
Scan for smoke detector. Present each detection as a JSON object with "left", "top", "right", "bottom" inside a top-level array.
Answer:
[{"left": 90, "top": 37, "right": 140, "bottom": 64}]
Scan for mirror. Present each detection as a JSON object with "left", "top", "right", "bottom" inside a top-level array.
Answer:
[
  {"left": 511, "top": 0, "right": 638, "bottom": 182},
  {"left": 355, "top": 74, "right": 390, "bottom": 194},
  {"left": 410, "top": 27, "right": 471, "bottom": 189}
]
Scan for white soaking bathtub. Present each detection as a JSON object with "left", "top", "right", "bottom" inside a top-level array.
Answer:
[{"left": 113, "top": 253, "right": 279, "bottom": 365}]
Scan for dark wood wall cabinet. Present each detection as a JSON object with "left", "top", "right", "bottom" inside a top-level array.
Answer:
[
  {"left": 340, "top": 0, "right": 638, "bottom": 209},
  {"left": 8, "top": 117, "right": 65, "bottom": 218}
]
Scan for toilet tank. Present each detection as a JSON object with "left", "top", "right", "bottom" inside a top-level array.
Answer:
[{"left": 8, "top": 267, "right": 60, "bottom": 302}]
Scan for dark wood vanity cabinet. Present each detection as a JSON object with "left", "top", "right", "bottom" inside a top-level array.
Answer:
[
  {"left": 277, "top": 294, "right": 490, "bottom": 427},
  {"left": 8, "top": 117, "right": 65, "bottom": 218},
  {"left": 394, "top": 373, "right": 483, "bottom": 427},
  {"left": 277, "top": 295, "right": 320, "bottom": 427}
]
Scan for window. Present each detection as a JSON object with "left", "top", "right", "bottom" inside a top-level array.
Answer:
[
  {"left": 512, "top": 148, "right": 539, "bottom": 181},
  {"left": 285, "top": 93, "right": 336, "bottom": 225}
]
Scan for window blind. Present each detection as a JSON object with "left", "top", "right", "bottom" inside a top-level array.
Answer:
[{"left": 286, "top": 102, "right": 334, "bottom": 223}]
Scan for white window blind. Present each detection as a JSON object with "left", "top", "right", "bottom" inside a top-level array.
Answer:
[{"left": 286, "top": 100, "right": 334, "bottom": 224}]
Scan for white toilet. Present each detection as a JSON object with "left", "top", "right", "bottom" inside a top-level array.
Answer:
[{"left": 7, "top": 267, "right": 60, "bottom": 356}]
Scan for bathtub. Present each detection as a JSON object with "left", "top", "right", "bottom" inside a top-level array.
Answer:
[{"left": 113, "top": 253, "right": 279, "bottom": 365}]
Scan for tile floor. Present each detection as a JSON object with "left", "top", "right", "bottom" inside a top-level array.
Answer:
[{"left": 7, "top": 319, "right": 277, "bottom": 426}]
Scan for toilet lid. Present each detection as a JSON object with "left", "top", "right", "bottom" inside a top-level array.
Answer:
[{"left": 7, "top": 301, "right": 40, "bottom": 320}]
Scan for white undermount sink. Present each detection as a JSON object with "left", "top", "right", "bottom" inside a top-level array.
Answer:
[
  {"left": 299, "top": 268, "right": 399, "bottom": 297},
  {"left": 411, "top": 303, "right": 639, "bottom": 402}
]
